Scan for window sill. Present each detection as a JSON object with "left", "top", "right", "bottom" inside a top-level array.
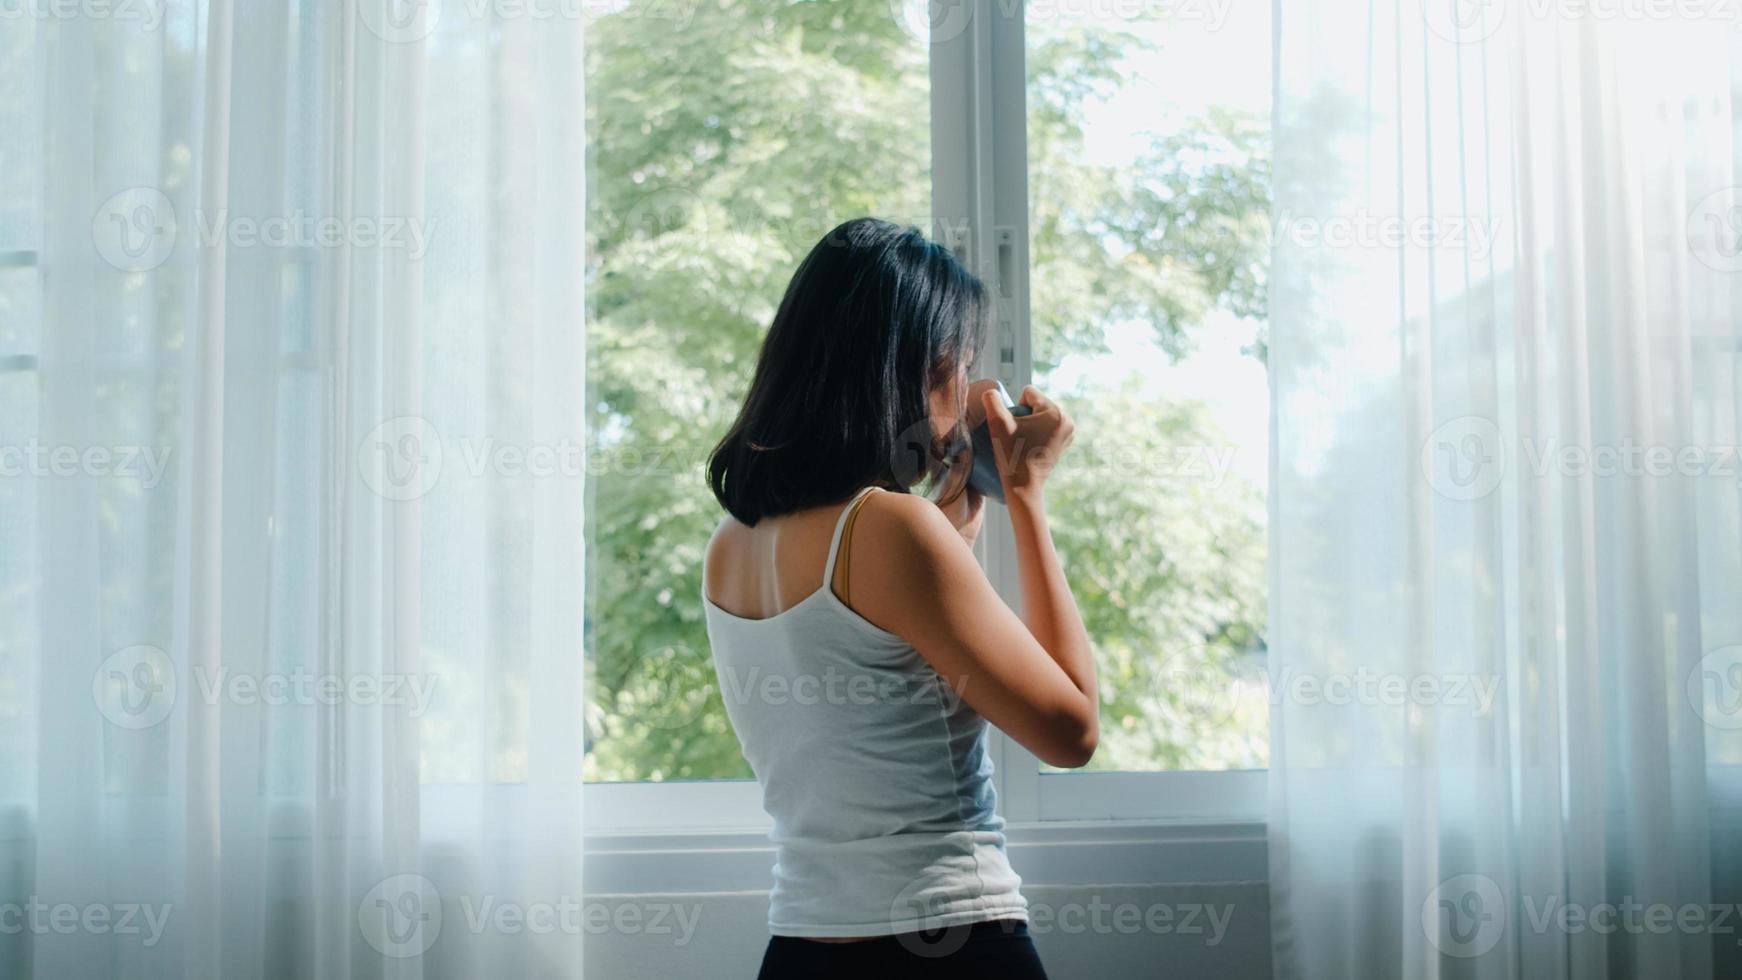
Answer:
[{"left": 582, "top": 819, "right": 1269, "bottom": 895}]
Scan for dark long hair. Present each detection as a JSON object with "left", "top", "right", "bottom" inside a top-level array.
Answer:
[{"left": 707, "top": 218, "right": 990, "bottom": 525}]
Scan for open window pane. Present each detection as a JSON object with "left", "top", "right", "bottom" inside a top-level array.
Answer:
[
  {"left": 1026, "top": 3, "right": 1272, "bottom": 772},
  {"left": 583, "top": 1, "right": 932, "bottom": 782}
]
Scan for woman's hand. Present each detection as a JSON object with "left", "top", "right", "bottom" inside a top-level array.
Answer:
[{"left": 982, "top": 384, "right": 1074, "bottom": 502}]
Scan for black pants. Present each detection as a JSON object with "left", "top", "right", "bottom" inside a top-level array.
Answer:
[{"left": 755, "top": 919, "right": 1049, "bottom": 979}]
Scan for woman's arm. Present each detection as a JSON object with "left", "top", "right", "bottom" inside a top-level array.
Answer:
[{"left": 844, "top": 387, "right": 1098, "bottom": 768}]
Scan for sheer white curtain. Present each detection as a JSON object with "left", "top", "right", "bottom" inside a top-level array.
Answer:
[
  {"left": 1, "top": 2, "right": 585, "bottom": 977},
  {"left": 1269, "top": 3, "right": 1742, "bottom": 979}
]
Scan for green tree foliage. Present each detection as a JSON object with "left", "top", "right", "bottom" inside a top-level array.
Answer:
[{"left": 584, "top": 1, "right": 1270, "bottom": 781}]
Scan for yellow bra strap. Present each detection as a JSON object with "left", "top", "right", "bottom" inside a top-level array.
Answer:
[{"left": 834, "top": 488, "right": 877, "bottom": 606}]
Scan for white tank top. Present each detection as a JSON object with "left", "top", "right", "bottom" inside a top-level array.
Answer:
[{"left": 702, "top": 486, "right": 1028, "bottom": 937}]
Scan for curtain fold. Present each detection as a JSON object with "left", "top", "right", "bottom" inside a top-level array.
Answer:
[
  {"left": 1270, "top": 3, "right": 1742, "bottom": 979},
  {"left": 3, "top": 2, "right": 586, "bottom": 977}
]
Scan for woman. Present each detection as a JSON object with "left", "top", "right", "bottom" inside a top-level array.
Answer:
[{"left": 703, "top": 218, "right": 1097, "bottom": 979}]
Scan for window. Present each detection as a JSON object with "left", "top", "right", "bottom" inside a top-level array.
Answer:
[
  {"left": 581, "top": 0, "right": 933, "bottom": 784},
  {"left": 582, "top": 0, "right": 1272, "bottom": 827},
  {"left": 1023, "top": 4, "right": 1270, "bottom": 774}
]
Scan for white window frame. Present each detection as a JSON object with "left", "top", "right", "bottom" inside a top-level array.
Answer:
[{"left": 586, "top": 0, "right": 1266, "bottom": 833}]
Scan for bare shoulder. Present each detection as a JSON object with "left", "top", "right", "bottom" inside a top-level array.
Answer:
[
  {"left": 852, "top": 490, "right": 970, "bottom": 577},
  {"left": 704, "top": 515, "right": 744, "bottom": 575}
]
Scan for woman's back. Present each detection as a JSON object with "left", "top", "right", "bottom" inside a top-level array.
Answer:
[
  {"left": 701, "top": 219, "right": 1092, "bottom": 977},
  {"left": 702, "top": 487, "right": 1026, "bottom": 937}
]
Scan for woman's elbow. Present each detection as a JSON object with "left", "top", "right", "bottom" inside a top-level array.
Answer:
[{"left": 1040, "top": 717, "right": 1099, "bottom": 769}]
